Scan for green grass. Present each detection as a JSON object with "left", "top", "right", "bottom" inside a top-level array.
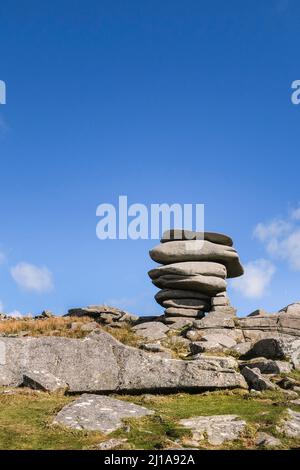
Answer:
[
  {"left": 0, "top": 389, "right": 104, "bottom": 450},
  {"left": 112, "top": 389, "right": 300, "bottom": 450},
  {"left": 0, "top": 387, "right": 299, "bottom": 450}
]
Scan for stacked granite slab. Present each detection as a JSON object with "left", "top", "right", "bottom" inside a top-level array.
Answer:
[{"left": 149, "top": 229, "right": 244, "bottom": 322}]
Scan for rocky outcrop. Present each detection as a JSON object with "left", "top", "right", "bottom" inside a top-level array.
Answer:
[
  {"left": 149, "top": 230, "right": 243, "bottom": 325},
  {"left": 66, "top": 305, "right": 139, "bottom": 325},
  {"left": 0, "top": 330, "right": 247, "bottom": 392},
  {"left": 237, "top": 307, "right": 300, "bottom": 339},
  {"left": 53, "top": 395, "right": 153, "bottom": 432}
]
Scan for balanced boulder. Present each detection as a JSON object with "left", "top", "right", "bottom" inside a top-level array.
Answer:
[{"left": 149, "top": 230, "right": 244, "bottom": 323}]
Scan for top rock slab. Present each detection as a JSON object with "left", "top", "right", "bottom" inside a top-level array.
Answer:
[{"left": 161, "top": 230, "right": 233, "bottom": 247}]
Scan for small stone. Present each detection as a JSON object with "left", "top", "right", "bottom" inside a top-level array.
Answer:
[
  {"left": 282, "top": 390, "right": 299, "bottom": 399},
  {"left": 277, "top": 409, "right": 300, "bottom": 437},
  {"left": 276, "top": 376, "right": 300, "bottom": 391},
  {"left": 241, "top": 367, "right": 276, "bottom": 391},
  {"left": 141, "top": 343, "right": 166, "bottom": 353},
  {"left": 132, "top": 322, "right": 169, "bottom": 340},
  {"left": 255, "top": 432, "right": 282, "bottom": 448},
  {"left": 18, "top": 331, "right": 29, "bottom": 337},
  {"left": 96, "top": 438, "right": 128, "bottom": 450},
  {"left": 179, "top": 415, "right": 246, "bottom": 446},
  {"left": 80, "top": 321, "right": 99, "bottom": 332},
  {"left": 290, "top": 398, "right": 300, "bottom": 405}
]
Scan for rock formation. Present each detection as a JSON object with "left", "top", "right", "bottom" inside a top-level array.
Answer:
[
  {"left": 149, "top": 229, "right": 244, "bottom": 324},
  {"left": 0, "top": 330, "right": 247, "bottom": 392}
]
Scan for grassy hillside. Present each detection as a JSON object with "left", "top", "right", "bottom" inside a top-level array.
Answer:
[{"left": 0, "top": 387, "right": 299, "bottom": 450}]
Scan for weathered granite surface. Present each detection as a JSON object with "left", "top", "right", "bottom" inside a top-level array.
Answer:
[{"left": 0, "top": 330, "right": 247, "bottom": 392}]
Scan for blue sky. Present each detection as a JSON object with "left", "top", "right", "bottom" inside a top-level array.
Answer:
[{"left": 0, "top": 0, "right": 300, "bottom": 317}]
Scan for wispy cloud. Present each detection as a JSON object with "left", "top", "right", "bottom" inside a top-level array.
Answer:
[
  {"left": 254, "top": 206, "right": 300, "bottom": 270},
  {"left": 291, "top": 207, "right": 300, "bottom": 220},
  {"left": 254, "top": 219, "right": 291, "bottom": 242},
  {"left": 231, "top": 259, "right": 276, "bottom": 299},
  {"left": 11, "top": 262, "right": 54, "bottom": 293}
]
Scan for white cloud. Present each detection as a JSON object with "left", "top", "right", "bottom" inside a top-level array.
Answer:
[
  {"left": 291, "top": 207, "right": 300, "bottom": 221},
  {"left": 254, "top": 219, "right": 291, "bottom": 242},
  {"left": 254, "top": 207, "right": 300, "bottom": 271},
  {"left": 276, "top": 229, "right": 300, "bottom": 270},
  {"left": 10, "top": 262, "right": 54, "bottom": 293},
  {"left": 231, "top": 259, "right": 276, "bottom": 299}
]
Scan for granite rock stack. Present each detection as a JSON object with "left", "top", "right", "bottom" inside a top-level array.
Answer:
[{"left": 149, "top": 229, "right": 244, "bottom": 323}]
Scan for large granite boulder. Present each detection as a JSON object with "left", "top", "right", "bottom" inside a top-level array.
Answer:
[
  {"left": 242, "top": 337, "right": 300, "bottom": 367},
  {"left": 164, "top": 307, "right": 205, "bottom": 318},
  {"left": 150, "top": 240, "right": 243, "bottom": 278},
  {"left": 149, "top": 262, "right": 227, "bottom": 280},
  {"left": 162, "top": 298, "right": 211, "bottom": 309},
  {"left": 53, "top": 395, "right": 153, "bottom": 432},
  {"left": 152, "top": 273, "right": 227, "bottom": 295},
  {"left": 239, "top": 358, "right": 292, "bottom": 375},
  {"left": 0, "top": 330, "right": 247, "bottom": 392},
  {"left": 155, "top": 289, "right": 210, "bottom": 304}
]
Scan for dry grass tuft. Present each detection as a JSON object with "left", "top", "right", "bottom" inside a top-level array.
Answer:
[
  {"left": 102, "top": 324, "right": 141, "bottom": 347},
  {"left": 0, "top": 316, "right": 95, "bottom": 338}
]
